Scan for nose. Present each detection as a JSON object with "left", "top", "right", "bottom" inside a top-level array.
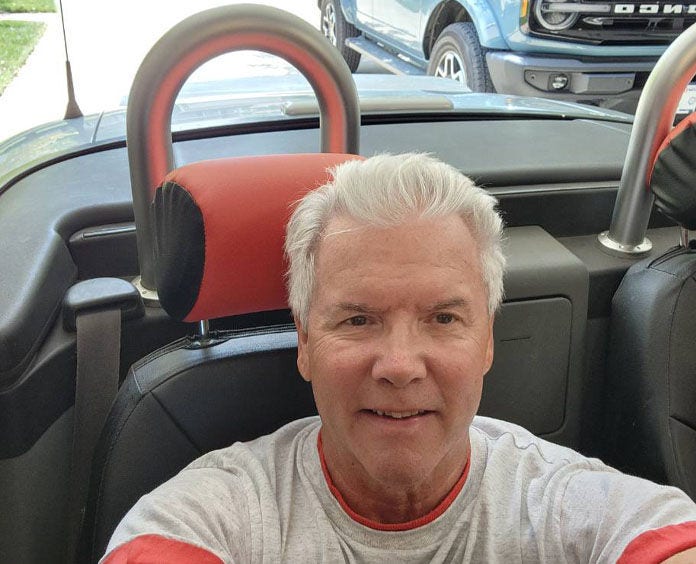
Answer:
[{"left": 370, "top": 323, "right": 427, "bottom": 387}]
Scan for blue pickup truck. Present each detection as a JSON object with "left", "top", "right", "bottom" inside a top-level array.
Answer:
[{"left": 319, "top": 0, "right": 696, "bottom": 112}]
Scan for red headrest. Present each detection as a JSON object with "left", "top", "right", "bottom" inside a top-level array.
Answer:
[
  {"left": 650, "top": 112, "right": 696, "bottom": 230},
  {"left": 153, "top": 153, "right": 364, "bottom": 322}
]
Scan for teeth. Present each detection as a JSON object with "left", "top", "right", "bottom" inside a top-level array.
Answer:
[{"left": 372, "top": 409, "right": 424, "bottom": 419}]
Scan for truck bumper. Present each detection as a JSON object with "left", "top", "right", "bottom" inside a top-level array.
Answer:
[{"left": 486, "top": 52, "right": 659, "bottom": 112}]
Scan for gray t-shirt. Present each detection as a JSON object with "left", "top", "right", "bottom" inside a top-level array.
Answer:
[{"left": 103, "top": 416, "right": 696, "bottom": 563}]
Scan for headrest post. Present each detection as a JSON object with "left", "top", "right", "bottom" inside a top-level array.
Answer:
[
  {"left": 197, "top": 320, "right": 210, "bottom": 341},
  {"left": 680, "top": 227, "right": 690, "bottom": 249}
]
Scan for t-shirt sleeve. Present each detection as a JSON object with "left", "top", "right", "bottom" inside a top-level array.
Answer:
[
  {"left": 618, "top": 522, "right": 696, "bottom": 564},
  {"left": 100, "top": 466, "right": 253, "bottom": 564},
  {"left": 558, "top": 465, "right": 696, "bottom": 564},
  {"left": 102, "top": 534, "right": 225, "bottom": 564}
]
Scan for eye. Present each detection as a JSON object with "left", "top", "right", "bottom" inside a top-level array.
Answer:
[
  {"left": 346, "top": 315, "right": 368, "bottom": 326},
  {"left": 435, "top": 313, "right": 456, "bottom": 324}
]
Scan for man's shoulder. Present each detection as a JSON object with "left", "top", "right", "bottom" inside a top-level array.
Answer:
[
  {"left": 187, "top": 415, "right": 322, "bottom": 472},
  {"left": 471, "top": 415, "right": 603, "bottom": 470},
  {"left": 468, "top": 417, "right": 696, "bottom": 562},
  {"left": 469, "top": 416, "right": 694, "bottom": 511},
  {"left": 102, "top": 416, "right": 323, "bottom": 563}
]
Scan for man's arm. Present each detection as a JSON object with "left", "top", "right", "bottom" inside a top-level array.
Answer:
[
  {"left": 558, "top": 464, "right": 696, "bottom": 564},
  {"left": 616, "top": 520, "right": 696, "bottom": 564},
  {"left": 663, "top": 546, "right": 696, "bottom": 563},
  {"left": 101, "top": 466, "right": 250, "bottom": 564},
  {"left": 102, "top": 535, "right": 224, "bottom": 564}
]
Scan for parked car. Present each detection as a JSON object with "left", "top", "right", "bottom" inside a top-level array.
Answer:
[
  {"left": 319, "top": 0, "right": 696, "bottom": 112},
  {"left": 1, "top": 3, "right": 695, "bottom": 563}
]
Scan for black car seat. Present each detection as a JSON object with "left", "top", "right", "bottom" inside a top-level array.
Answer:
[
  {"left": 78, "top": 153, "right": 362, "bottom": 563},
  {"left": 604, "top": 113, "right": 696, "bottom": 500}
]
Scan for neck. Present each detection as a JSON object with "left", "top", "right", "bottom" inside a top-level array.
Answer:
[{"left": 317, "top": 432, "right": 470, "bottom": 530}]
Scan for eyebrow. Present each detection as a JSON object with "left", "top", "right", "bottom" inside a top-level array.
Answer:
[
  {"left": 330, "top": 299, "right": 474, "bottom": 316},
  {"left": 426, "top": 298, "right": 475, "bottom": 320},
  {"left": 332, "top": 302, "right": 383, "bottom": 315},
  {"left": 427, "top": 298, "right": 471, "bottom": 311}
]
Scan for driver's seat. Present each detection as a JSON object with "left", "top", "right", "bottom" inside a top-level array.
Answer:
[{"left": 78, "top": 153, "right": 362, "bottom": 563}]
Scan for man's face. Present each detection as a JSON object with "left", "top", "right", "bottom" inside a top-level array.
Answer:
[{"left": 296, "top": 214, "right": 494, "bottom": 496}]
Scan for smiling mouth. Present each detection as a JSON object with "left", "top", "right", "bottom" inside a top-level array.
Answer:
[{"left": 367, "top": 409, "right": 429, "bottom": 419}]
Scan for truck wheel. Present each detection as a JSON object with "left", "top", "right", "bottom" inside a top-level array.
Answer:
[
  {"left": 427, "top": 22, "right": 493, "bottom": 92},
  {"left": 320, "top": 0, "right": 361, "bottom": 72}
]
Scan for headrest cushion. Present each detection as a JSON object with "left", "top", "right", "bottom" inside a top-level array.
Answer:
[
  {"left": 651, "top": 112, "right": 696, "bottom": 229},
  {"left": 153, "top": 153, "right": 363, "bottom": 322}
]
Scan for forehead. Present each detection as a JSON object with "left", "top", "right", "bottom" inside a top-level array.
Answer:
[
  {"left": 318, "top": 212, "right": 479, "bottom": 256},
  {"left": 312, "top": 214, "right": 486, "bottom": 304}
]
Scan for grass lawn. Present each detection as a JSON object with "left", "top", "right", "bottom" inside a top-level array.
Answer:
[
  {"left": 0, "top": 20, "right": 46, "bottom": 95},
  {"left": 0, "top": 0, "right": 55, "bottom": 12}
]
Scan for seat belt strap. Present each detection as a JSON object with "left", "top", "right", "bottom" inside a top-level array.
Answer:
[
  {"left": 65, "top": 307, "right": 121, "bottom": 564},
  {"left": 61, "top": 277, "right": 144, "bottom": 564}
]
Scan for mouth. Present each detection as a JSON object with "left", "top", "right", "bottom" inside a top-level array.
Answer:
[{"left": 364, "top": 409, "right": 431, "bottom": 420}]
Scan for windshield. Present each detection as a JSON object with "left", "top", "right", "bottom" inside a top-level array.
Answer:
[
  {"left": 7, "top": 0, "right": 696, "bottom": 175},
  {"left": 0, "top": 0, "right": 658, "bottom": 144},
  {"left": 1, "top": 0, "right": 645, "bottom": 189}
]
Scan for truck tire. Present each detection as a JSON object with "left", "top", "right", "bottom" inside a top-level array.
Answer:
[
  {"left": 427, "top": 22, "right": 493, "bottom": 92},
  {"left": 320, "top": 0, "right": 361, "bottom": 72}
]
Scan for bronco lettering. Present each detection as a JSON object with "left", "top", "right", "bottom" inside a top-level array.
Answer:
[{"left": 613, "top": 3, "right": 696, "bottom": 14}]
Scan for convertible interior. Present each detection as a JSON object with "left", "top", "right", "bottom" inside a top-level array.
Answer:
[{"left": 2, "top": 4, "right": 696, "bottom": 563}]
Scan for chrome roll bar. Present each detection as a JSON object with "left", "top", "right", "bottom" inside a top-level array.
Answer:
[
  {"left": 127, "top": 5, "right": 360, "bottom": 294},
  {"left": 599, "top": 23, "right": 696, "bottom": 255}
]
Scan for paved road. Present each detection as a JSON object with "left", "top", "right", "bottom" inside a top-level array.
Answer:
[{"left": 0, "top": 0, "right": 380, "bottom": 141}]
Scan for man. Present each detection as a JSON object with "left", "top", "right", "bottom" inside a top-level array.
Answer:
[{"left": 103, "top": 153, "right": 696, "bottom": 563}]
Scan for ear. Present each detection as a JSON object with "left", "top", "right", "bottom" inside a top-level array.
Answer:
[
  {"left": 294, "top": 316, "right": 311, "bottom": 382},
  {"left": 483, "top": 316, "right": 495, "bottom": 374}
]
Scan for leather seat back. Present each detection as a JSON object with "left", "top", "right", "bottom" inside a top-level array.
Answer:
[
  {"left": 605, "top": 246, "right": 696, "bottom": 497},
  {"left": 81, "top": 329, "right": 316, "bottom": 561}
]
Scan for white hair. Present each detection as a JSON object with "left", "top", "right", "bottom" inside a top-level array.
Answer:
[{"left": 284, "top": 153, "right": 506, "bottom": 326}]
